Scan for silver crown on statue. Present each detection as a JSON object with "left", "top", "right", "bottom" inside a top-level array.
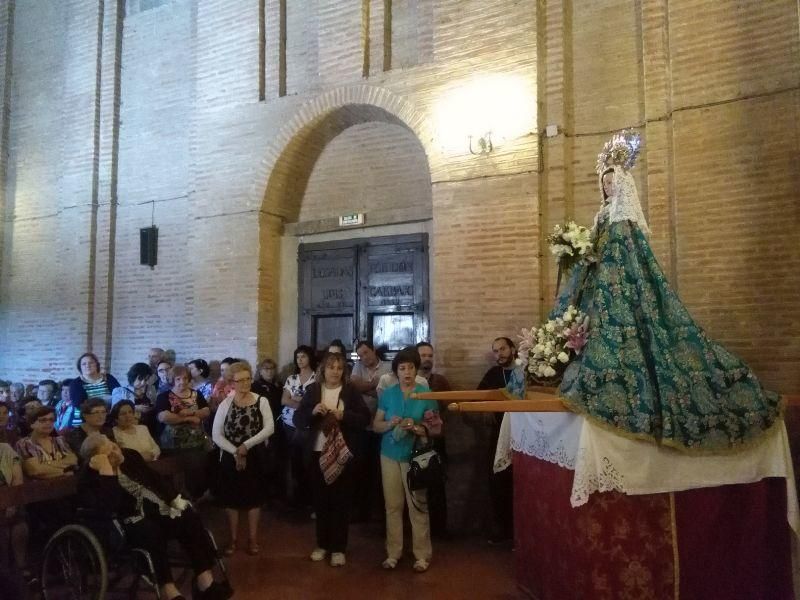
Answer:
[{"left": 596, "top": 129, "right": 642, "bottom": 175}]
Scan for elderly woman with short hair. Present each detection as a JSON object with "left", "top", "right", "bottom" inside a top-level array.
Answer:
[
  {"left": 156, "top": 365, "right": 210, "bottom": 451},
  {"left": 211, "top": 361, "right": 274, "bottom": 556},
  {"left": 251, "top": 358, "right": 285, "bottom": 503},
  {"left": 77, "top": 433, "right": 231, "bottom": 600},
  {"left": 156, "top": 365, "right": 210, "bottom": 498}
]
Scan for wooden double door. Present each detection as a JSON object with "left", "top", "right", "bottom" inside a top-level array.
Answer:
[{"left": 298, "top": 233, "right": 429, "bottom": 355}]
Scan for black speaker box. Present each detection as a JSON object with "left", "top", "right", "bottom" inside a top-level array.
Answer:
[{"left": 140, "top": 226, "right": 158, "bottom": 267}]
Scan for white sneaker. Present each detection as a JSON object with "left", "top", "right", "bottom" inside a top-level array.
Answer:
[
  {"left": 310, "top": 548, "right": 327, "bottom": 561},
  {"left": 330, "top": 552, "right": 346, "bottom": 567},
  {"left": 413, "top": 559, "right": 430, "bottom": 573},
  {"left": 382, "top": 557, "right": 398, "bottom": 570}
]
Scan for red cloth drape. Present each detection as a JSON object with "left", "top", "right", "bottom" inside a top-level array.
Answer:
[
  {"left": 513, "top": 451, "right": 794, "bottom": 600},
  {"left": 674, "top": 477, "right": 793, "bottom": 599}
]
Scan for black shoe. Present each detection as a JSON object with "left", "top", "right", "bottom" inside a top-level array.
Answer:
[
  {"left": 199, "top": 581, "right": 233, "bottom": 600},
  {"left": 487, "top": 534, "right": 512, "bottom": 546}
]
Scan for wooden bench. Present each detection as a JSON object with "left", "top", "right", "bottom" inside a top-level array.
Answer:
[{"left": 0, "top": 455, "right": 184, "bottom": 512}]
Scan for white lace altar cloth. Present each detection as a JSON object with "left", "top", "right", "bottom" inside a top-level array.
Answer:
[{"left": 494, "top": 412, "right": 799, "bottom": 536}]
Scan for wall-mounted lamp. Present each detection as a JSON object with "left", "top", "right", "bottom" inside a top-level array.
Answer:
[
  {"left": 434, "top": 74, "right": 534, "bottom": 157},
  {"left": 469, "top": 132, "right": 494, "bottom": 155}
]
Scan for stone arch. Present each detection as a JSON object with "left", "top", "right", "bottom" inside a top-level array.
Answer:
[
  {"left": 254, "top": 86, "right": 434, "bottom": 359},
  {"left": 251, "top": 85, "right": 434, "bottom": 217}
]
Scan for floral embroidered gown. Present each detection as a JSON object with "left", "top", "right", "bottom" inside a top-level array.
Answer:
[{"left": 550, "top": 214, "right": 783, "bottom": 452}]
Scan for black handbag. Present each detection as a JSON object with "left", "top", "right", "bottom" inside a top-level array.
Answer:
[{"left": 406, "top": 436, "right": 445, "bottom": 492}]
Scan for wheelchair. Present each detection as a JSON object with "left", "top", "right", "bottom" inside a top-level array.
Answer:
[{"left": 40, "top": 508, "right": 229, "bottom": 600}]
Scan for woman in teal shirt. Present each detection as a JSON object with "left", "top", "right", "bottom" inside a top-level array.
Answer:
[{"left": 373, "top": 347, "right": 439, "bottom": 573}]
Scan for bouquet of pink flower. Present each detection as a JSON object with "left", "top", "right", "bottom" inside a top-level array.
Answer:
[{"left": 517, "top": 305, "right": 590, "bottom": 384}]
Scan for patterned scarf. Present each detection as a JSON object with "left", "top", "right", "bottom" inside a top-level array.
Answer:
[{"left": 319, "top": 423, "right": 352, "bottom": 485}]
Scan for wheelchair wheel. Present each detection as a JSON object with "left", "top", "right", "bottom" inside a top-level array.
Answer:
[{"left": 41, "top": 524, "right": 108, "bottom": 600}]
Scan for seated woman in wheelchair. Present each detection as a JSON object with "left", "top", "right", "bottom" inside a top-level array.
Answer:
[{"left": 77, "top": 433, "right": 232, "bottom": 600}]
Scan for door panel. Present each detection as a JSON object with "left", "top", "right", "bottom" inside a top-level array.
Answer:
[
  {"left": 298, "top": 246, "right": 357, "bottom": 351},
  {"left": 371, "top": 313, "right": 416, "bottom": 353},
  {"left": 314, "top": 315, "right": 354, "bottom": 352},
  {"left": 298, "top": 234, "right": 428, "bottom": 355}
]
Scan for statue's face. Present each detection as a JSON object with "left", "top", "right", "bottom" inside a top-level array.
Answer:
[{"left": 602, "top": 171, "right": 615, "bottom": 201}]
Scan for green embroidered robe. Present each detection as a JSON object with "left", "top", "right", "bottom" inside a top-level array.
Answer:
[{"left": 551, "top": 218, "right": 782, "bottom": 452}]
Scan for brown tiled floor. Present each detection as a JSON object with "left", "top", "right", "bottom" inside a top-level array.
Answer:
[{"left": 204, "top": 509, "right": 524, "bottom": 600}]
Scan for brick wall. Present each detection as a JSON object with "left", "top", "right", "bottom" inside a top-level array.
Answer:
[
  {"left": 0, "top": 1, "right": 93, "bottom": 380},
  {"left": 299, "top": 121, "right": 431, "bottom": 222},
  {"left": 1, "top": 0, "right": 798, "bottom": 393}
]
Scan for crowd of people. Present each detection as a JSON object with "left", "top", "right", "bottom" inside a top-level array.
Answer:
[{"left": 0, "top": 339, "right": 517, "bottom": 599}]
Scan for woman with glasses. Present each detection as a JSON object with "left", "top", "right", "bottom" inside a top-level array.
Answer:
[
  {"left": 16, "top": 406, "right": 79, "bottom": 538},
  {"left": 211, "top": 361, "right": 274, "bottom": 555},
  {"left": 65, "top": 399, "right": 112, "bottom": 459},
  {"left": 17, "top": 406, "right": 78, "bottom": 479}
]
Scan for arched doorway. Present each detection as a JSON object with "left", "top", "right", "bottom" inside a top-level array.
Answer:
[{"left": 257, "top": 95, "right": 433, "bottom": 364}]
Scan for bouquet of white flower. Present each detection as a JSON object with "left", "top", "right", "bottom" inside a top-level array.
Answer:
[
  {"left": 517, "top": 305, "right": 590, "bottom": 385},
  {"left": 547, "top": 221, "right": 594, "bottom": 273}
]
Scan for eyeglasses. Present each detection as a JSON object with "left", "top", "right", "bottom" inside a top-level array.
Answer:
[
  {"left": 36, "top": 417, "right": 56, "bottom": 423},
  {"left": 233, "top": 377, "right": 252, "bottom": 383}
]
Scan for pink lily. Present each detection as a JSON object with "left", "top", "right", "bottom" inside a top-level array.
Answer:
[{"left": 564, "top": 318, "right": 590, "bottom": 354}]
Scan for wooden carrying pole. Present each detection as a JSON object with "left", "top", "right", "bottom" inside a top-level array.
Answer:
[
  {"left": 410, "top": 388, "right": 569, "bottom": 412},
  {"left": 447, "top": 397, "right": 568, "bottom": 413},
  {"left": 411, "top": 390, "right": 800, "bottom": 414}
]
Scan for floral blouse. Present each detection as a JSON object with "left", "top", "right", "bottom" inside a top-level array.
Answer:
[
  {"left": 16, "top": 436, "right": 73, "bottom": 464},
  {"left": 223, "top": 402, "right": 264, "bottom": 447},
  {"left": 155, "top": 390, "right": 209, "bottom": 450},
  {"left": 281, "top": 372, "right": 316, "bottom": 427}
]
